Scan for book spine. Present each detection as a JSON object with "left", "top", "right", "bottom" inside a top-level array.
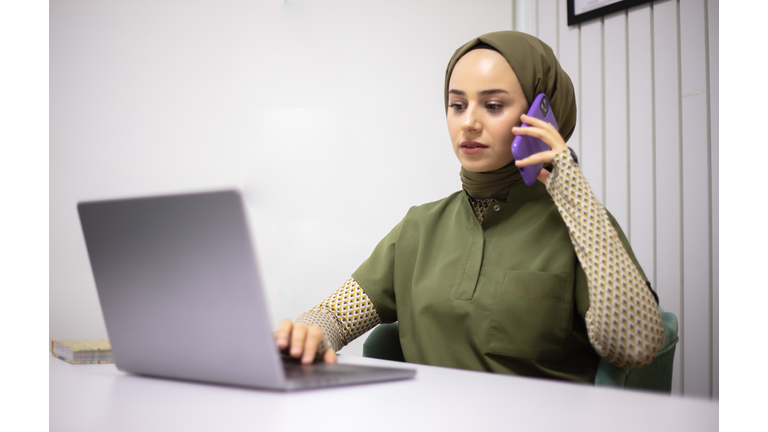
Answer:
[{"left": 52, "top": 353, "right": 115, "bottom": 365}]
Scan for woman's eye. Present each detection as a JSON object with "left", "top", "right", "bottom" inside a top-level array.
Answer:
[
  {"left": 486, "top": 102, "right": 503, "bottom": 111},
  {"left": 449, "top": 102, "right": 466, "bottom": 111}
]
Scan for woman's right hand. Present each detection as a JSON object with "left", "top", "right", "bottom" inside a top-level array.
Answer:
[{"left": 274, "top": 319, "right": 338, "bottom": 365}]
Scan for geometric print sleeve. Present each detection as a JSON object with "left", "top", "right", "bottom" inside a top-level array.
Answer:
[
  {"left": 295, "top": 277, "right": 381, "bottom": 353},
  {"left": 546, "top": 150, "right": 665, "bottom": 369}
]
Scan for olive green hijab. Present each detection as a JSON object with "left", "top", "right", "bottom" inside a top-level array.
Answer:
[{"left": 445, "top": 31, "right": 577, "bottom": 200}]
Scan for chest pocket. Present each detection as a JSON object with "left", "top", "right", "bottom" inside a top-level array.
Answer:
[{"left": 487, "top": 270, "right": 574, "bottom": 360}]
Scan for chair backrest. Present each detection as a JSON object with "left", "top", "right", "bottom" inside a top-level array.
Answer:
[
  {"left": 362, "top": 322, "right": 405, "bottom": 362},
  {"left": 363, "top": 308, "right": 679, "bottom": 393},
  {"left": 594, "top": 307, "right": 679, "bottom": 392}
]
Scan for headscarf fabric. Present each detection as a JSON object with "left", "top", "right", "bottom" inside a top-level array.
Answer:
[{"left": 458, "top": 161, "right": 523, "bottom": 200}]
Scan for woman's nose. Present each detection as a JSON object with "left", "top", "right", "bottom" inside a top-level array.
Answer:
[{"left": 461, "top": 108, "right": 481, "bottom": 133}]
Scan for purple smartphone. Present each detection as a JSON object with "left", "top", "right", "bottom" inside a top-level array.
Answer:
[{"left": 511, "top": 93, "right": 558, "bottom": 186}]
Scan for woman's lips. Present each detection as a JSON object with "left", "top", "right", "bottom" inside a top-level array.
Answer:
[{"left": 460, "top": 141, "right": 488, "bottom": 154}]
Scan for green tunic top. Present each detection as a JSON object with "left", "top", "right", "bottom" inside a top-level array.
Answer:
[{"left": 352, "top": 180, "right": 647, "bottom": 383}]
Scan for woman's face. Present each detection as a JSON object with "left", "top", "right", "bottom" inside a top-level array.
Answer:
[{"left": 447, "top": 49, "right": 529, "bottom": 172}]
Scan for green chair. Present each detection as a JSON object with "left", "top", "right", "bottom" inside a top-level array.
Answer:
[
  {"left": 362, "top": 307, "right": 679, "bottom": 393},
  {"left": 593, "top": 307, "right": 679, "bottom": 392},
  {"left": 362, "top": 321, "right": 406, "bottom": 363}
]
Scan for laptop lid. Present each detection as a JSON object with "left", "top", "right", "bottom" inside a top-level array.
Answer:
[{"left": 78, "top": 190, "right": 289, "bottom": 389}]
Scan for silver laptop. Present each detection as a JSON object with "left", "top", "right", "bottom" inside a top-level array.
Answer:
[{"left": 77, "top": 190, "right": 415, "bottom": 391}]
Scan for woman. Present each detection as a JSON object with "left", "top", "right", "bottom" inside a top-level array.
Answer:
[{"left": 274, "top": 31, "right": 664, "bottom": 383}]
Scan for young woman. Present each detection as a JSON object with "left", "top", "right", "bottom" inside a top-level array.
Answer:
[{"left": 274, "top": 31, "right": 664, "bottom": 383}]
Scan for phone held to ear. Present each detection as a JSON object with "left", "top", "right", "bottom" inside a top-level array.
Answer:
[{"left": 511, "top": 93, "right": 558, "bottom": 186}]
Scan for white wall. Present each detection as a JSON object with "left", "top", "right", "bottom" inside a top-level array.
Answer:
[
  {"left": 49, "top": 1, "right": 513, "bottom": 356},
  {"left": 514, "top": 0, "right": 718, "bottom": 399}
]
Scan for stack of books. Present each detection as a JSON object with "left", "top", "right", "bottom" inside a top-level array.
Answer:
[{"left": 50, "top": 339, "right": 114, "bottom": 364}]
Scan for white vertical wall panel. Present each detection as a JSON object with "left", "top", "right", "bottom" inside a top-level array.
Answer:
[
  {"left": 579, "top": 20, "right": 605, "bottom": 201},
  {"left": 627, "top": 4, "right": 655, "bottom": 284},
  {"left": 558, "top": 0, "right": 581, "bottom": 156},
  {"left": 515, "top": 0, "right": 717, "bottom": 398},
  {"left": 514, "top": 0, "right": 538, "bottom": 36},
  {"left": 537, "top": 0, "right": 559, "bottom": 54},
  {"left": 603, "top": 12, "right": 629, "bottom": 231},
  {"left": 652, "top": 0, "right": 683, "bottom": 396},
  {"left": 680, "top": 0, "right": 712, "bottom": 398},
  {"left": 707, "top": 0, "right": 718, "bottom": 400}
]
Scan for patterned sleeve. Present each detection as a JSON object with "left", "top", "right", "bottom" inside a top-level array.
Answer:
[
  {"left": 295, "top": 277, "right": 382, "bottom": 353},
  {"left": 546, "top": 150, "right": 665, "bottom": 369}
]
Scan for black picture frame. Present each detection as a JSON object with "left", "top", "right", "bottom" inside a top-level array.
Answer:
[{"left": 567, "top": 0, "right": 653, "bottom": 26}]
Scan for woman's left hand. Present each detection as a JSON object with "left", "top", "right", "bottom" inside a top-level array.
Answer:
[{"left": 512, "top": 114, "right": 568, "bottom": 185}]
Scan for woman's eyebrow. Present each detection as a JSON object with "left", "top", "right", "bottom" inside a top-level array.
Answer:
[
  {"left": 478, "top": 89, "right": 509, "bottom": 96},
  {"left": 448, "top": 89, "right": 509, "bottom": 96}
]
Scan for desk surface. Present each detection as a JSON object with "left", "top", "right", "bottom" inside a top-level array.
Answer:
[{"left": 50, "top": 354, "right": 717, "bottom": 431}]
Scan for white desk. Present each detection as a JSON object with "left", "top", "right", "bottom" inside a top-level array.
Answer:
[{"left": 50, "top": 355, "right": 717, "bottom": 431}]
